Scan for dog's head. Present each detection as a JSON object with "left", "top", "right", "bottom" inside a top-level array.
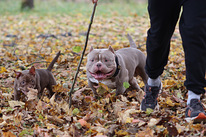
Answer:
[
  {"left": 86, "top": 46, "right": 117, "bottom": 81},
  {"left": 14, "top": 66, "right": 37, "bottom": 95}
]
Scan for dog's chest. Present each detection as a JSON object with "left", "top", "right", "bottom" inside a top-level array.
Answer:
[{"left": 89, "top": 77, "right": 116, "bottom": 88}]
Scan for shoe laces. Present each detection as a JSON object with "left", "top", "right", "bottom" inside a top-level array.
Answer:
[
  {"left": 145, "top": 86, "right": 159, "bottom": 104},
  {"left": 190, "top": 99, "right": 204, "bottom": 111}
]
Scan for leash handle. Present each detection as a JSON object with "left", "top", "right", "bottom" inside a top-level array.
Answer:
[{"left": 69, "top": 2, "right": 97, "bottom": 108}]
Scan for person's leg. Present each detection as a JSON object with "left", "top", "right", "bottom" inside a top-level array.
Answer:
[
  {"left": 179, "top": 0, "right": 206, "bottom": 95},
  {"left": 145, "top": 0, "right": 182, "bottom": 79},
  {"left": 179, "top": 0, "right": 206, "bottom": 122},
  {"left": 141, "top": 0, "right": 182, "bottom": 111}
]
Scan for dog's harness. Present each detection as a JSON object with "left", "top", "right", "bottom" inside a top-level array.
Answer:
[{"left": 112, "top": 56, "right": 121, "bottom": 77}]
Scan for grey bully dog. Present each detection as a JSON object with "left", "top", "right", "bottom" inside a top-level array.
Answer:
[
  {"left": 14, "top": 51, "right": 60, "bottom": 100},
  {"left": 86, "top": 34, "right": 148, "bottom": 96}
]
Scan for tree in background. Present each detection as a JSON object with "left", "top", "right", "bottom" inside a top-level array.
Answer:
[{"left": 21, "top": 0, "right": 34, "bottom": 10}]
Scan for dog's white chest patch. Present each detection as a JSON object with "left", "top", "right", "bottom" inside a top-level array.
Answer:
[
  {"left": 89, "top": 77, "right": 99, "bottom": 84},
  {"left": 89, "top": 77, "right": 116, "bottom": 88}
]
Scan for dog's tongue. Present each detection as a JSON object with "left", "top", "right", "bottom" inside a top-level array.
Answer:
[{"left": 94, "top": 73, "right": 107, "bottom": 81}]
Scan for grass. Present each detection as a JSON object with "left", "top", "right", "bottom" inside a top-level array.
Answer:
[{"left": 0, "top": 0, "right": 147, "bottom": 17}]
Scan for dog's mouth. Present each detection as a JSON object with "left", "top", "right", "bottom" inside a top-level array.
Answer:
[
  {"left": 18, "top": 87, "right": 32, "bottom": 95},
  {"left": 21, "top": 90, "right": 28, "bottom": 95},
  {"left": 90, "top": 69, "right": 114, "bottom": 81},
  {"left": 19, "top": 88, "right": 28, "bottom": 95}
]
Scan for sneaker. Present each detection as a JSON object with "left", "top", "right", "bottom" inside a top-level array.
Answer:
[
  {"left": 185, "top": 99, "right": 206, "bottom": 123},
  {"left": 140, "top": 83, "right": 161, "bottom": 111}
]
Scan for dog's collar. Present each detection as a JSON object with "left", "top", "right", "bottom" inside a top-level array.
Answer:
[{"left": 112, "top": 56, "right": 121, "bottom": 77}]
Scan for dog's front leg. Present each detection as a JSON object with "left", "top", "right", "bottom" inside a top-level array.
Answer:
[
  {"left": 115, "top": 70, "right": 129, "bottom": 96},
  {"left": 115, "top": 77, "right": 129, "bottom": 96},
  {"left": 88, "top": 80, "right": 99, "bottom": 98},
  {"left": 35, "top": 83, "right": 42, "bottom": 99},
  {"left": 115, "top": 85, "right": 126, "bottom": 96},
  {"left": 129, "top": 77, "right": 140, "bottom": 91},
  {"left": 14, "top": 89, "right": 20, "bottom": 100}
]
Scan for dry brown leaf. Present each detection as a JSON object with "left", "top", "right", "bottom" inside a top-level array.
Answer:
[
  {"left": 27, "top": 88, "right": 38, "bottom": 101},
  {"left": 3, "top": 131, "right": 16, "bottom": 137},
  {"left": 47, "top": 115, "right": 65, "bottom": 125},
  {"left": 117, "top": 109, "right": 139, "bottom": 124},
  {"left": 8, "top": 100, "right": 25, "bottom": 108},
  {"left": 135, "top": 127, "right": 154, "bottom": 137},
  {"left": 148, "top": 118, "right": 159, "bottom": 127}
]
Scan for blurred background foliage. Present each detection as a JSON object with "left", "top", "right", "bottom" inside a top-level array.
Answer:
[{"left": 0, "top": 0, "right": 147, "bottom": 17}]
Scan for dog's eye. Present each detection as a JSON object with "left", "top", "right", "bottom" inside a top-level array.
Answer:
[
  {"left": 31, "top": 80, "right": 35, "bottom": 84},
  {"left": 91, "top": 59, "right": 94, "bottom": 62},
  {"left": 105, "top": 59, "right": 108, "bottom": 62},
  {"left": 21, "top": 81, "right": 26, "bottom": 85}
]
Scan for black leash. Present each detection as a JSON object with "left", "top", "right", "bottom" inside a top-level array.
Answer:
[{"left": 68, "top": 3, "right": 97, "bottom": 108}]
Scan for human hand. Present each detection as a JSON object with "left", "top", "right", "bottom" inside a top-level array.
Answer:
[{"left": 92, "top": 0, "right": 98, "bottom": 4}]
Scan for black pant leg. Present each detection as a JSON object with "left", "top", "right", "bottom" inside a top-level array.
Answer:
[
  {"left": 179, "top": 0, "right": 206, "bottom": 94},
  {"left": 145, "top": 0, "right": 182, "bottom": 79}
]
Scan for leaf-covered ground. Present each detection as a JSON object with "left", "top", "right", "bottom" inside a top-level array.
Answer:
[{"left": 1, "top": 13, "right": 206, "bottom": 137}]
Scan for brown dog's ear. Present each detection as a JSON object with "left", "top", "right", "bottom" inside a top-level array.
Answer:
[
  {"left": 29, "top": 66, "right": 36, "bottom": 76},
  {"left": 14, "top": 70, "right": 22, "bottom": 79},
  {"left": 89, "top": 46, "right": 94, "bottom": 52},
  {"left": 108, "top": 46, "right": 115, "bottom": 53}
]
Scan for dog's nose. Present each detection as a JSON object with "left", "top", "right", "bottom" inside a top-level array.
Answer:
[
  {"left": 28, "top": 85, "right": 33, "bottom": 88},
  {"left": 96, "top": 63, "right": 102, "bottom": 68}
]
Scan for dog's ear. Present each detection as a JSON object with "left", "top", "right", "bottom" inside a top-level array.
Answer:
[
  {"left": 14, "top": 70, "right": 22, "bottom": 79},
  {"left": 89, "top": 46, "right": 94, "bottom": 52},
  {"left": 108, "top": 46, "right": 115, "bottom": 53},
  {"left": 29, "top": 66, "right": 36, "bottom": 76}
]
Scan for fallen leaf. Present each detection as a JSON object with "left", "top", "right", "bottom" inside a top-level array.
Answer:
[
  {"left": 3, "top": 131, "right": 16, "bottom": 137},
  {"left": 123, "top": 82, "right": 130, "bottom": 89},
  {"left": 148, "top": 118, "right": 159, "bottom": 127},
  {"left": 0, "top": 67, "right": 7, "bottom": 73},
  {"left": 146, "top": 108, "right": 153, "bottom": 115},
  {"left": 78, "top": 119, "right": 90, "bottom": 128},
  {"left": 166, "top": 97, "right": 175, "bottom": 107},
  {"left": 8, "top": 100, "right": 25, "bottom": 108},
  {"left": 136, "top": 127, "right": 154, "bottom": 137},
  {"left": 115, "top": 130, "right": 128, "bottom": 136},
  {"left": 27, "top": 88, "right": 38, "bottom": 101},
  {"left": 72, "top": 108, "right": 80, "bottom": 116}
]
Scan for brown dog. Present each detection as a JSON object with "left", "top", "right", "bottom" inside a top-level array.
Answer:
[
  {"left": 14, "top": 51, "right": 61, "bottom": 100},
  {"left": 86, "top": 34, "right": 148, "bottom": 96}
]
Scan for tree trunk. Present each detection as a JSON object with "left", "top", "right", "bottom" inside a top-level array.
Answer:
[{"left": 21, "top": 0, "right": 34, "bottom": 10}]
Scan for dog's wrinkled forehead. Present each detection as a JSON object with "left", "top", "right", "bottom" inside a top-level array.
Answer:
[
  {"left": 19, "top": 71, "right": 36, "bottom": 81},
  {"left": 88, "top": 49, "right": 114, "bottom": 60}
]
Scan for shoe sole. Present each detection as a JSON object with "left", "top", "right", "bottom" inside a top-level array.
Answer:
[{"left": 185, "top": 112, "right": 206, "bottom": 123}]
